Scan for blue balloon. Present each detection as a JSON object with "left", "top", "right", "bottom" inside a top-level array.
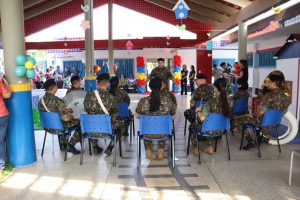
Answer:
[
  {"left": 137, "top": 86, "right": 145, "bottom": 93},
  {"left": 26, "top": 55, "right": 36, "bottom": 65},
  {"left": 26, "top": 69, "right": 36, "bottom": 79},
  {"left": 14, "top": 66, "right": 26, "bottom": 77},
  {"left": 15, "top": 54, "right": 26, "bottom": 66},
  {"left": 137, "top": 68, "right": 145, "bottom": 73},
  {"left": 173, "top": 66, "right": 181, "bottom": 72}
]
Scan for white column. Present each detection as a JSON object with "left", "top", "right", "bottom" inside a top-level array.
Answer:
[
  {"left": 84, "top": 0, "right": 94, "bottom": 77},
  {"left": 252, "top": 43, "right": 258, "bottom": 97},
  {"left": 238, "top": 21, "right": 248, "bottom": 61},
  {"left": 108, "top": 1, "right": 114, "bottom": 74}
]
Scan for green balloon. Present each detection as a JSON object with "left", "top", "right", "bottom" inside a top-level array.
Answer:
[
  {"left": 14, "top": 66, "right": 26, "bottom": 77},
  {"left": 26, "top": 55, "right": 36, "bottom": 65},
  {"left": 26, "top": 69, "right": 36, "bottom": 79}
]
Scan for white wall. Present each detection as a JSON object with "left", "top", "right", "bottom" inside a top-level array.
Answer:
[
  {"left": 277, "top": 58, "right": 300, "bottom": 119},
  {"left": 212, "top": 50, "right": 238, "bottom": 61},
  {"left": 47, "top": 48, "right": 197, "bottom": 75}
]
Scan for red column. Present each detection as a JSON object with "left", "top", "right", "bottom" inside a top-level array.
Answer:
[{"left": 196, "top": 50, "right": 212, "bottom": 84}]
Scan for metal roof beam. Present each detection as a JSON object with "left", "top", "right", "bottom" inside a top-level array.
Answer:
[
  {"left": 189, "top": 0, "right": 239, "bottom": 16},
  {"left": 23, "top": 0, "right": 46, "bottom": 10}
]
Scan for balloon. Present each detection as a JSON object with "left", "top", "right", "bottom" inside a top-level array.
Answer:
[
  {"left": 14, "top": 66, "right": 26, "bottom": 77},
  {"left": 15, "top": 54, "right": 26, "bottom": 66},
  {"left": 137, "top": 67, "right": 145, "bottom": 73},
  {"left": 137, "top": 86, "right": 145, "bottom": 93},
  {"left": 97, "top": 67, "right": 101, "bottom": 71},
  {"left": 26, "top": 69, "right": 36, "bottom": 79},
  {"left": 26, "top": 55, "right": 36, "bottom": 65},
  {"left": 173, "top": 66, "right": 181, "bottom": 72},
  {"left": 25, "top": 61, "right": 34, "bottom": 70}
]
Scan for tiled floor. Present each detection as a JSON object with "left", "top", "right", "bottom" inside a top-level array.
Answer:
[{"left": 1, "top": 94, "right": 300, "bottom": 200}]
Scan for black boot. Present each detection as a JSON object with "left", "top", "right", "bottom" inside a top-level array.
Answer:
[
  {"left": 93, "top": 145, "right": 103, "bottom": 155},
  {"left": 67, "top": 145, "right": 80, "bottom": 154},
  {"left": 104, "top": 145, "right": 114, "bottom": 156},
  {"left": 61, "top": 143, "right": 67, "bottom": 151},
  {"left": 243, "top": 135, "right": 256, "bottom": 150}
]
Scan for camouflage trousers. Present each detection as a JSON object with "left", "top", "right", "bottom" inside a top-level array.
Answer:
[
  {"left": 88, "top": 120, "right": 123, "bottom": 147},
  {"left": 144, "top": 134, "right": 166, "bottom": 150},
  {"left": 46, "top": 119, "right": 81, "bottom": 147},
  {"left": 184, "top": 109, "right": 196, "bottom": 123},
  {"left": 234, "top": 115, "right": 269, "bottom": 136}
]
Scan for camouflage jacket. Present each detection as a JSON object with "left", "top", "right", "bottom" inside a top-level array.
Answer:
[
  {"left": 114, "top": 88, "right": 130, "bottom": 105},
  {"left": 161, "top": 90, "right": 177, "bottom": 108},
  {"left": 258, "top": 88, "right": 290, "bottom": 113},
  {"left": 232, "top": 89, "right": 249, "bottom": 100},
  {"left": 66, "top": 87, "right": 84, "bottom": 94},
  {"left": 191, "top": 84, "right": 214, "bottom": 104},
  {"left": 84, "top": 89, "right": 118, "bottom": 117},
  {"left": 148, "top": 67, "right": 173, "bottom": 85},
  {"left": 136, "top": 94, "right": 176, "bottom": 116}
]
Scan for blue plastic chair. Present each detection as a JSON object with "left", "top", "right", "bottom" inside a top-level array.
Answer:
[
  {"left": 118, "top": 102, "right": 135, "bottom": 145},
  {"left": 80, "top": 114, "right": 121, "bottom": 166},
  {"left": 188, "top": 113, "right": 230, "bottom": 163},
  {"left": 137, "top": 115, "right": 175, "bottom": 167},
  {"left": 232, "top": 98, "right": 248, "bottom": 116},
  {"left": 184, "top": 100, "right": 207, "bottom": 136},
  {"left": 39, "top": 111, "right": 79, "bottom": 161},
  {"left": 240, "top": 109, "right": 284, "bottom": 157}
]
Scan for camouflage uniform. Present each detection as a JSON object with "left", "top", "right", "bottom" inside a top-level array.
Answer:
[
  {"left": 184, "top": 84, "right": 214, "bottom": 124},
  {"left": 135, "top": 94, "right": 176, "bottom": 150},
  {"left": 148, "top": 67, "right": 173, "bottom": 92},
  {"left": 232, "top": 89, "right": 249, "bottom": 100},
  {"left": 161, "top": 89, "right": 177, "bottom": 108},
  {"left": 234, "top": 88, "right": 290, "bottom": 136},
  {"left": 66, "top": 87, "right": 84, "bottom": 94},
  {"left": 84, "top": 89, "right": 123, "bottom": 147},
  {"left": 38, "top": 92, "right": 81, "bottom": 146},
  {"left": 190, "top": 97, "right": 227, "bottom": 147},
  {"left": 114, "top": 88, "right": 131, "bottom": 136}
]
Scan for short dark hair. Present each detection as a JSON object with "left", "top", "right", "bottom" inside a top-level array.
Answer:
[
  {"left": 157, "top": 58, "right": 164, "bottom": 62},
  {"left": 97, "top": 73, "right": 110, "bottom": 82},
  {"left": 44, "top": 79, "right": 56, "bottom": 91},
  {"left": 269, "top": 74, "right": 284, "bottom": 87},
  {"left": 195, "top": 73, "right": 207, "bottom": 80},
  {"left": 220, "top": 62, "right": 226, "bottom": 67},
  {"left": 71, "top": 75, "right": 80, "bottom": 83}
]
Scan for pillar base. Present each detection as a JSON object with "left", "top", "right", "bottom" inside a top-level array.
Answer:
[{"left": 85, "top": 76, "right": 97, "bottom": 92}]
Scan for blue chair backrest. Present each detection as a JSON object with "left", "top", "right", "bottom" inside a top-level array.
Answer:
[
  {"left": 40, "top": 111, "right": 64, "bottom": 131},
  {"left": 139, "top": 115, "right": 172, "bottom": 135},
  {"left": 232, "top": 98, "right": 248, "bottom": 114},
  {"left": 260, "top": 109, "right": 283, "bottom": 128},
  {"left": 196, "top": 100, "right": 207, "bottom": 108},
  {"left": 80, "top": 114, "right": 112, "bottom": 135},
  {"left": 201, "top": 113, "right": 230, "bottom": 133},
  {"left": 118, "top": 102, "right": 130, "bottom": 118}
]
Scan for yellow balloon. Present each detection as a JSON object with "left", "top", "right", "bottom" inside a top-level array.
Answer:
[
  {"left": 25, "top": 61, "right": 34, "bottom": 70},
  {"left": 97, "top": 67, "right": 101, "bottom": 71}
]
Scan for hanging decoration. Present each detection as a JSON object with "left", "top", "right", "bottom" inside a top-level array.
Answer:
[
  {"left": 80, "top": 20, "right": 90, "bottom": 31},
  {"left": 93, "top": 64, "right": 101, "bottom": 74},
  {"left": 172, "top": 55, "right": 181, "bottom": 93},
  {"left": 166, "top": 35, "right": 171, "bottom": 46},
  {"left": 207, "top": 32, "right": 211, "bottom": 37},
  {"left": 206, "top": 41, "right": 213, "bottom": 50},
  {"left": 113, "top": 64, "right": 119, "bottom": 72},
  {"left": 136, "top": 56, "right": 146, "bottom": 93},
  {"left": 14, "top": 54, "right": 36, "bottom": 79},
  {"left": 126, "top": 40, "right": 134, "bottom": 50},
  {"left": 272, "top": 6, "right": 281, "bottom": 14},
  {"left": 81, "top": 4, "right": 90, "bottom": 12},
  {"left": 173, "top": 0, "right": 190, "bottom": 20},
  {"left": 177, "top": 24, "right": 186, "bottom": 31}
]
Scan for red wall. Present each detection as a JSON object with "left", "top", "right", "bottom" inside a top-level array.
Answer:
[{"left": 197, "top": 50, "right": 212, "bottom": 84}]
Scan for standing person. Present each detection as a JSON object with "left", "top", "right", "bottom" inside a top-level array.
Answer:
[
  {"left": 45, "top": 69, "right": 54, "bottom": 80},
  {"left": 181, "top": 64, "right": 188, "bottom": 95},
  {"left": 136, "top": 78, "right": 176, "bottom": 160},
  {"left": 56, "top": 75, "right": 64, "bottom": 89},
  {"left": 48, "top": 66, "right": 54, "bottom": 74},
  {"left": 189, "top": 65, "right": 196, "bottom": 95},
  {"left": 212, "top": 64, "right": 222, "bottom": 82},
  {"left": 0, "top": 76, "right": 11, "bottom": 176},
  {"left": 119, "top": 73, "right": 129, "bottom": 90},
  {"left": 236, "top": 59, "right": 249, "bottom": 87},
  {"left": 71, "top": 67, "right": 79, "bottom": 77},
  {"left": 84, "top": 73, "right": 123, "bottom": 155},
  {"left": 220, "top": 62, "right": 231, "bottom": 75},
  {"left": 53, "top": 65, "right": 63, "bottom": 81},
  {"left": 145, "top": 58, "right": 174, "bottom": 92},
  {"left": 63, "top": 67, "right": 70, "bottom": 78}
]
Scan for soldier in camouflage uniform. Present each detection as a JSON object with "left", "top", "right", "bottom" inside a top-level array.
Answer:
[
  {"left": 109, "top": 76, "right": 131, "bottom": 136},
  {"left": 66, "top": 75, "right": 84, "bottom": 94},
  {"left": 184, "top": 74, "right": 214, "bottom": 135},
  {"left": 38, "top": 79, "right": 81, "bottom": 154},
  {"left": 234, "top": 74, "right": 290, "bottom": 150},
  {"left": 232, "top": 83, "right": 249, "bottom": 100},
  {"left": 190, "top": 78, "right": 230, "bottom": 154},
  {"left": 136, "top": 78, "right": 176, "bottom": 160},
  {"left": 145, "top": 58, "right": 174, "bottom": 92},
  {"left": 84, "top": 73, "right": 123, "bottom": 155},
  {"left": 161, "top": 81, "right": 177, "bottom": 108}
]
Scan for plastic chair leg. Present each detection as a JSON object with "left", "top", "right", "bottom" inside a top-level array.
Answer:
[
  {"left": 289, "top": 151, "right": 295, "bottom": 186},
  {"left": 58, "top": 135, "right": 62, "bottom": 150},
  {"left": 276, "top": 128, "right": 281, "bottom": 153},
  {"left": 240, "top": 126, "right": 245, "bottom": 150},
  {"left": 197, "top": 136, "right": 201, "bottom": 164},
  {"left": 64, "top": 133, "right": 71, "bottom": 161},
  {"left": 187, "top": 129, "right": 191, "bottom": 156},
  {"left": 225, "top": 131, "right": 230, "bottom": 160},
  {"left": 254, "top": 130, "right": 261, "bottom": 158},
  {"left": 137, "top": 135, "right": 141, "bottom": 168},
  {"left": 133, "top": 118, "right": 136, "bottom": 137},
  {"left": 184, "top": 118, "right": 187, "bottom": 136},
  {"left": 119, "top": 137, "right": 122, "bottom": 157},
  {"left": 52, "top": 135, "right": 55, "bottom": 155},
  {"left": 88, "top": 139, "right": 92, "bottom": 156},
  {"left": 113, "top": 135, "right": 117, "bottom": 167},
  {"left": 80, "top": 137, "right": 85, "bottom": 165},
  {"left": 172, "top": 136, "right": 175, "bottom": 168},
  {"left": 214, "top": 138, "right": 218, "bottom": 152},
  {"left": 41, "top": 131, "right": 47, "bottom": 157},
  {"left": 130, "top": 120, "right": 133, "bottom": 145}
]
